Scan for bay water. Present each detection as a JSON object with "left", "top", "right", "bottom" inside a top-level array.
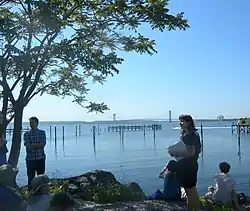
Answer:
[{"left": 5, "top": 120, "right": 250, "bottom": 196}]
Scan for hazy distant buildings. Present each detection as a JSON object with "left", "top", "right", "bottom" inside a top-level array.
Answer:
[{"left": 217, "top": 115, "right": 224, "bottom": 121}]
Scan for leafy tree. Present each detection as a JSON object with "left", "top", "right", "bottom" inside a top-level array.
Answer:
[{"left": 0, "top": 0, "right": 189, "bottom": 167}]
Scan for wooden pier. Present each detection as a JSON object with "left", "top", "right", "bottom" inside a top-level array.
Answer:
[
  {"left": 108, "top": 124, "right": 162, "bottom": 132},
  {"left": 231, "top": 124, "right": 250, "bottom": 134},
  {"left": 6, "top": 128, "right": 30, "bottom": 135}
]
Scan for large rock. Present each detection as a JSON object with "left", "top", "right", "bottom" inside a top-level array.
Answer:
[{"left": 66, "top": 170, "right": 146, "bottom": 203}]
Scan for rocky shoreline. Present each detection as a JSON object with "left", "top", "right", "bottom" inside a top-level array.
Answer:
[
  {"left": 74, "top": 199, "right": 188, "bottom": 210},
  {"left": 55, "top": 170, "right": 188, "bottom": 210},
  {"left": 19, "top": 170, "right": 250, "bottom": 210}
]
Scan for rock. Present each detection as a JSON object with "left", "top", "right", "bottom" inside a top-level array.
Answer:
[
  {"left": 68, "top": 184, "right": 80, "bottom": 195},
  {"left": 126, "top": 182, "right": 144, "bottom": 194},
  {"left": 64, "top": 170, "right": 146, "bottom": 203}
]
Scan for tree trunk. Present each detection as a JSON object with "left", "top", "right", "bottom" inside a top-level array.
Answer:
[
  {"left": 8, "top": 104, "right": 24, "bottom": 168},
  {"left": 1, "top": 90, "right": 9, "bottom": 137}
]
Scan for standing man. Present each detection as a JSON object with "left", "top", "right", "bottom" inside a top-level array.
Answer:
[{"left": 24, "top": 117, "right": 46, "bottom": 189}]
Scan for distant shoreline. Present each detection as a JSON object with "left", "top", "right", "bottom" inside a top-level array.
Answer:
[{"left": 14, "top": 118, "right": 239, "bottom": 124}]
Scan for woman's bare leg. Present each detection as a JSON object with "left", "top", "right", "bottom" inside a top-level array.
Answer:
[{"left": 185, "top": 187, "right": 200, "bottom": 211}]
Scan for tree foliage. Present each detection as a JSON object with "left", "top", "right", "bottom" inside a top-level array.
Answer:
[
  {"left": 0, "top": 0, "right": 189, "bottom": 116},
  {"left": 0, "top": 0, "right": 189, "bottom": 166}
]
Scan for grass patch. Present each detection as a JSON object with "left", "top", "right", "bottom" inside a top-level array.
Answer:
[
  {"left": 90, "top": 182, "right": 146, "bottom": 203},
  {"left": 200, "top": 197, "right": 233, "bottom": 211},
  {"left": 16, "top": 180, "right": 145, "bottom": 204}
]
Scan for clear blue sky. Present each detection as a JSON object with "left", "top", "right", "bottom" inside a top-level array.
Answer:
[{"left": 23, "top": 0, "right": 250, "bottom": 121}]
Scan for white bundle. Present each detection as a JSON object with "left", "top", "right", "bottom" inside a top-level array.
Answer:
[{"left": 167, "top": 140, "right": 188, "bottom": 161}]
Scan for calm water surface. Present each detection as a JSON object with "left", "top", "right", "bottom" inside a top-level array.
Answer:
[{"left": 5, "top": 120, "right": 250, "bottom": 195}]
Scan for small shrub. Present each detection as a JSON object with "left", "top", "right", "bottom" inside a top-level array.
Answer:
[
  {"left": 91, "top": 182, "right": 145, "bottom": 203},
  {"left": 50, "top": 180, "right": 69, "bottom": 195},
  {"left": 200, "top": 197, "right": 233, "bottom": 211},
  {"left": 17, "top": 187, "right": 29, "bottom": 200}
]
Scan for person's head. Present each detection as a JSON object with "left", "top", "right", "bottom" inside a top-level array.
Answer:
[
  {"left": 49, "top": 192, "right": 76, "bottom": 211},
  {"left": 0, "top": 164, "right": 18, "bottom": 188},
  {"left": 29, "top": 116, "right": 39, "bottom": 130},
  {"left": 166, "top": 160, "right": 177, "bottom": 172},
  {"left": 219, "top": 161, "right": 231, "bottom": 174},
  {"left": 208, "top": 186, "right": 215, "bottom": 193},
  {"left": 30, "top": 174, "right": 50, "bottom": 196},
  {"left": 179, "top": 114, "right": 196, "bottom": 132}
]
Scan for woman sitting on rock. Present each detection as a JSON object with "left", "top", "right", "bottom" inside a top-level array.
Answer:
[
  {"left": 46, "top": 192, "right": 76, "bottom": 211},
  {"left": 27, "top": 174, "right": 52, "bottom": 211},
  {"left": 148, "top": 160, "right": 181, "bottom": 201},
  {"left": 159, "top": 160, "right": 181, "bottom": 200}
]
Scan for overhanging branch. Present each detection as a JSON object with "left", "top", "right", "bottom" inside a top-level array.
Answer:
[
  {"left": 24, "top": 84, "right": 52, "bottom": 106},
  {"left": 0, "top": 55, "right": 16, "bottom": 104},
  {"left": 10, "top": 74, "right": 24, "bottom": 91}
]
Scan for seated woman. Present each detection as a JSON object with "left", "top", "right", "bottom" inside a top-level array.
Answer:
[
  {"left": 205, "top": 162, "right": 244, "bottom": 211},
  {"left": 27, "top": 174, "right": 52, "bottom": 211},
  {"left": 148, "top": 160, "right": 181, "bottom": 201},
  {"left": 0, "top": 164, "right": 26, "bottom": 211},
  {"left": 159, "top": 160, "right": 181, "bottom": 200},
  {"left": 46, "top": 192, "right": 76, "bottom": 211}
]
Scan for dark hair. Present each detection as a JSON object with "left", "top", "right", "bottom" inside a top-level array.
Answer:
[
  {"left": 179, "top": 114, "right": 197, "bottom": 131},
  {"left": 180, "top": 129, "right": 186, "bottom": 136},
  {"left": 50, "top": 192, "right": 75, "bottom": 210},
  {"left": 166, "top": 160, "right": 177, "bottom": 172},
  {"left": 219, "top": 161, "right": 231, "bottom": 174},
  {"left": 29, "top": 116, "right": 39, "bottom": 124},
  {"left": 165, "top": 160, "right": 177, "bottom": 183}
]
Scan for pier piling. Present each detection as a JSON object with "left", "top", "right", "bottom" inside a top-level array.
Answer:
[
  {"left": 62, "top": 126, "right": 65, "bottom": 141},
  {"left": 153, "top": 124, "right": 156, "bottom": 140},
  {"left": 143, "top": 125, "right": 146, "bottom": 139},
  {"left": 54, "top": 126, "right": 57, "bottom": 146},
  {"left": 49, "top": 125, "right": 52, "bottom": 139},
  {"left": 93, "top": 125, "right": 96, "bottom": 147},
  {"left": 200, "top": 124, "right": 204, "bottom": 152},
  {"left": 237, "top": 123, "right": 241, "bottom": 154}
]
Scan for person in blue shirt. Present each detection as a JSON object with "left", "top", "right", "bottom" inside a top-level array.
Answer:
[
  {"left": 0, "top": 164, "right": 27, "bottom": 211},
  {"left": 24, "top": 116, "right": 47, "bottom": 189},
  {"left": 159, "top": 160, "right": 181, "bottom": 200}
]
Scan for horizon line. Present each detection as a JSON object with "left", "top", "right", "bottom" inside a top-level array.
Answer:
[{"left": 14, "top": 117, "right": 239, "bottom": 123}]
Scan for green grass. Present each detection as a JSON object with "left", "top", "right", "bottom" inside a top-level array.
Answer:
[
  {"left": 16, "top": 180, "right": 145, "bottom": 204},
  {"left": 200, "top": 197, "right": 233, "bottom": 211}
]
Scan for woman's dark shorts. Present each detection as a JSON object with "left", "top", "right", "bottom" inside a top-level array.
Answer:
[{"left": 175, "top": 157, "right": 198, "bottom": 189}]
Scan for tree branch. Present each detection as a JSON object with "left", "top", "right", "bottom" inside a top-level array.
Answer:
[
  {"left": 0, "top": 55, "right": 16, "bottom": 104},
  {"left": 6, "top": 114, "right": 14, "bottom": 125},
  {"left": 24, "top": 84, "right": 52, "bottom": 106},
  {"left": 18, "top": 33, "right": 50, "bottom": 98},
  {"left": 10, "top": 74, "right": 24, "bottom": 91},
  {"left": 1, "top": 91, "right": 8, "bottom": 126}
]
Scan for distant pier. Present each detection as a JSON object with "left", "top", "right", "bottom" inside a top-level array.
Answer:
[
  {"left": 231, "top": 124, "right": 250, "bottom": 134},
  {"left": 108, "top": 124, "right": 162, "bottom": 132},
  {"left": 6, "top": 128, "right": 29, "bottom": 135}
]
